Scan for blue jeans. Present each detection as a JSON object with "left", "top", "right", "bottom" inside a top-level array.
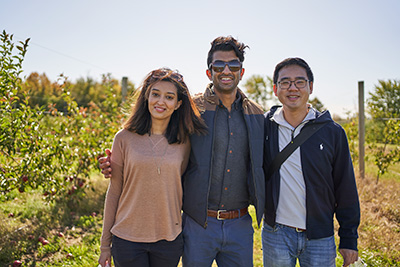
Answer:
[
  {"left": 182, "top": 212, "right": 254, "bottom": 267},
  {"left": 111, "top": 234, "right": 183, "bottom": 267},
  {"left": 262, "top": 223, "right": 336, "bottom": 267}
]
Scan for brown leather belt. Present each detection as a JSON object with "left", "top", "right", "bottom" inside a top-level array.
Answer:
[
  {"left": 207, "top": 207, "right": 248, "bottom": 220},
  {"left": 285, "top": 224, "right": 306, "bottom": 232}
]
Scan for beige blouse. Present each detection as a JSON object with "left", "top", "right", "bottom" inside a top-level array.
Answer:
[{"left": 100, "top": 129, "right": 190, "bottom": 254}]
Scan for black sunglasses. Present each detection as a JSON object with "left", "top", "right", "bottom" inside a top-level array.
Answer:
[
  {"left": 209, "top": 60, "right": 242, "bottom": 72},
  {"left": 150, "top": 68, "right": 184, "bottom": 82}
]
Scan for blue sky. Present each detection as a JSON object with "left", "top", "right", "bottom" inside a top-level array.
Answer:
[{"left": 2, "top": 0, "right": 400, "bottom": 117}]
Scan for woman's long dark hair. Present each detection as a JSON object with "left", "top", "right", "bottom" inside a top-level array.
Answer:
[{"left": 124, "top": 68, "right": 207, "bottom": 144}]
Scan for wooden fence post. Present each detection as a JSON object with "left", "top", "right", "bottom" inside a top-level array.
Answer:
[
  {"left": 358, "top": 81, "right": 365, "bottom": 179},
  {"left": 121, "top": 77, "right": 128, "bottom": 103}
]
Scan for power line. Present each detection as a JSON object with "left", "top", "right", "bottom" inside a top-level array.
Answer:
[{"left": 14, "top": 35, "right": 109, "bottom": 72}]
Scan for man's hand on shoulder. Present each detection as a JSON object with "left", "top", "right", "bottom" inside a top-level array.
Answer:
[{"left": 98, "top": 149, "right": 112, "bottom": 178}]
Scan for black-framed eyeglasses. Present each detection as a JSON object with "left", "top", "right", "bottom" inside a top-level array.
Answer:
[
  {"left": 278, "top": 79, "right": 309, "bottom": 90},
  {"left": 209, "top": 60, "right": 242, "bottom": 72}
]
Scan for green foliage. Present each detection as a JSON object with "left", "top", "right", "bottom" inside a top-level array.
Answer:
[
  {"left": 368, "top": 119, "right": 400, "bottom": 182},
  {"left": 368, "top": 79, "right": 400, "bottom": 119},
  {"left": 341, "top": 116, "right": 359, "bottom": 164},
  {"left": 309, "top": 96, "right": 326, "bottom": 112},
  {"left": 21, "top": 71, "right": 135, "bottom": 113},
  {"left": 0, "top": 30, "right": 42, "bottom": 195},
  {"left": 76, "top": 215, "right": 97, "bottom": 229},
  {"left": 367, "top": 79, "right": 400, "bottom": 143},
  {"left": 0, "top": 31, "right": 132, "bottom": 266},
  {"left": 0, "top": 30, "right": 124, "bottom": 205},
  {"left": 343, "top": 116, "right": 400, "bottom": 183},
  {"left": 244, "top": 74, "right": 274, "bottom": 111},
  {"left": 23, "top": 72, "right": 65, "bottom": 110},
  {"left": 359, "top": 249, "right": 400, "bottom": 267},
  {"left": 366, "top": 80, "right": 400, "bottom": 182},
  {"left": 67, "top": 75, "right": 124, "bottom": 108}
]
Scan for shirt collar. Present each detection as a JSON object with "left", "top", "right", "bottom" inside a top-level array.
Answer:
[
  {"left": 216, "top": 90, "right": 242, "bottom": 110},
  {"left": 272, "top": 106, "right": 317, "bottom": 129}
]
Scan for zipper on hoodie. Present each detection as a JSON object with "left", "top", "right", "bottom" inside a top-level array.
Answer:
[{"left": 291, "top": 120, "right": 311, "bottom": 141}]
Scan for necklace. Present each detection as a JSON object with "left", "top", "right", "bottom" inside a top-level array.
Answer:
[{"left": 148, "top": 134, "right": 168, "bottom": 175}]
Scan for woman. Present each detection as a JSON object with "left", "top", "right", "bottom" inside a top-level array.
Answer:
[{"left": 98, "top": 68, "right": 207, "bottom": 267}]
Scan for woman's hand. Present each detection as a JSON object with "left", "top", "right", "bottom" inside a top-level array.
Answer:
[{"left": 98, "top": 251, "right": 112, "bottom": 267}]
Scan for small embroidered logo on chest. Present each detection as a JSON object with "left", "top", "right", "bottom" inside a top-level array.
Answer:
[{"left": 320, "top": 143, "right": 324, "bottom": 150}]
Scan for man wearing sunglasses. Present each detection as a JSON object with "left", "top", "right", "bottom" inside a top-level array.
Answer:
[
  {"left": 99, "top": 36, "right": 264, "bottom": 266},
  {"left": 262, "top": 57, "right": 360, "bottom": 267},
  {"left": 180, "top": 36, "right": 265, "bottom": 266}
]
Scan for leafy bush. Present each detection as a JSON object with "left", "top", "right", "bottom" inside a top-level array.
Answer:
[{"left": 0, "top": 30, "right": 124, "bottom": 205}]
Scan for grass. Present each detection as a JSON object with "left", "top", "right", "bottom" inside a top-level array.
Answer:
[
  {"left": 353, "top": 175, "right": 400, "bottom": 266},
  {"left": 1, "top": 169, "right": 400, "bottom": 266},
  {"left": 0, "top": 173, "right": 108, "bottom": 266},
  {"left": 358, "top": 143, "right": 400, "bottom": 182}
]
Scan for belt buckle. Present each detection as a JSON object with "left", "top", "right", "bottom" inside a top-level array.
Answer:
[{"left": 217, "top": 210, "right": 227, "bottom": 220}]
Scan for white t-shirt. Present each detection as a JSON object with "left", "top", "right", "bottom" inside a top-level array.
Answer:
[{"left": 272, "top": 107, "right": 316, "bottom": 230}]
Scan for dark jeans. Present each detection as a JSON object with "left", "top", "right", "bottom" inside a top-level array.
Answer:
[{"left": 111, "top": 233, "right": 183, "bottom": 267}]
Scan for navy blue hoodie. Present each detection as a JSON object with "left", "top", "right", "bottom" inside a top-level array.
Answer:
[{"left": 264, "top": 105, "right": 360, "bottom": 251}]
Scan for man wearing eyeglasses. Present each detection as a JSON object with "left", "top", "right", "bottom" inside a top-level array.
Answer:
[
  {"left": 262, "top": 57, "right": 360, "bottom": 267},
  {"left": 98, "top": 36, "right": 265, "bottom": 266}
]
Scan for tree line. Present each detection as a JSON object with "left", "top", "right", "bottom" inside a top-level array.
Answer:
[
  {"left": 22, "top": 72, "right": 135, "bottom": 113},
  {"left": 23, "top": 70, "right": 327, "bottom": 115},
  {"left": 21, "top": 69, "right": 400, "bottom": 182}
]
